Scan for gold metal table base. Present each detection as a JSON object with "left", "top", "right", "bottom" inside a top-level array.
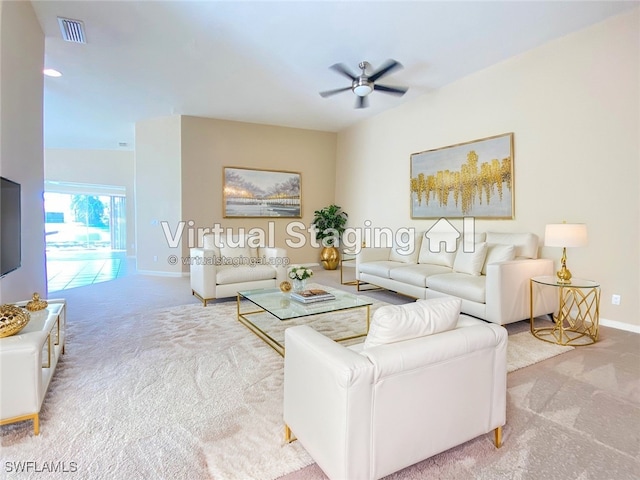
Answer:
[
  {"left": 531, "top": 319, "right": 598, "bottom": 346},
  {"left": 237, "top": 295, "right": 370, "bottom": 357},
  {"left": 530, "top": 278, "right": 600, "bottom": 346},
  {"left": 340, "top": 255, "right": 359, "bottom": 286}
]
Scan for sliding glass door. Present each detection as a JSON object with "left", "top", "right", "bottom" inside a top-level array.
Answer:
[{"left": 44, "top": 181, "right": 129, "bottom": 291}]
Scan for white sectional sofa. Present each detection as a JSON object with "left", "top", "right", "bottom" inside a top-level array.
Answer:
[
  {"left": 190, "top": 234, "right": 289, "bottom": 305},
  {"left": 356, "top": 231, "right": 554, "bottom": 325}
]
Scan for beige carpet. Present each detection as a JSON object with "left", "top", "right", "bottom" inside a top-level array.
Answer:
[{"left": 0, "top": 296, "right": 576, "bottom": 480}]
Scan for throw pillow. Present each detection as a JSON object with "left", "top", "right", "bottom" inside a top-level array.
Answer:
[
  {"left": 453, "top": 242, "right": 488, "bottom": 276},
  {"left": 219, "top": 244, "right": 257, "bottom": 260},
  {"left": 417, "top": 236, "right": 457, "bottom": 267},
  {"left": 481, "top": 244, "right": 516, "bottom": 275},
  {"left": 485, "top": 232, "right": 538, "bottom": 259},
  {"left": 388, "top": 231, "right": 421, "bottom": 264},
  {"left": 363, "top": 297, "right": 462, "bottom": 349}
]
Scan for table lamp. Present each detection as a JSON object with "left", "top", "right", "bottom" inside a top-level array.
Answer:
[{"left": 544, "top": 222, "right": 588, "bottom": 284}]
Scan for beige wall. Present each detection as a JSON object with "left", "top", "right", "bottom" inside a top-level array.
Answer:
[
  {"left": 134, "top": 116, "right": 336, "bottom": 275},
  {"left": 336, "top": 9, "right": 639, "bottom": 328},
  {"left": 180, "top": 116, "right": 337, "bottom": 267},
  {"left": 44, "top": 148, "right": 136, "bottom": 256},
  {"left": 0, "top": 0, "right": 45, "bottom": 303},
  {"left": 135, "top": 115, "right": 182, "bottom": 275}
]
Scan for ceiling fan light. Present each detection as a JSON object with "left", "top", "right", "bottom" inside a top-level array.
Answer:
[{"left": 353, "top": 84, "right": 373, "bottom": 97}]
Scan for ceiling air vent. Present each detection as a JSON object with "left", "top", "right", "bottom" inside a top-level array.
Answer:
[{"left": 58, "top": 17, "right": 86, "bottom": 44}]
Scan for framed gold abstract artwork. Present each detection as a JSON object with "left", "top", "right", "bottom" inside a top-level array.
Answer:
[{"left": 410, "top": 133, "right": 514, "bottom": 219}]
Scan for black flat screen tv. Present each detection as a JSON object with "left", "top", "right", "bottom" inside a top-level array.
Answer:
[{"left": 1, "top": 176, "right": 21, "bottom": 277}]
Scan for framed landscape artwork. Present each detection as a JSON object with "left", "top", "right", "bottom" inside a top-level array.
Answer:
[
  {"left": 223, "top": 167, "right": 301, "bottom": 218},
  {"left": 410, "top": 133, "right": 514, "bottom": 219}
]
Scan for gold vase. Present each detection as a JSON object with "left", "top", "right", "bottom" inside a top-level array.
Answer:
[
  {"left": 0, "top": 304, "right": 31, "bottom": 338},
  {"left": 320, "top": 246, "right": 340, "bottom": 270}
]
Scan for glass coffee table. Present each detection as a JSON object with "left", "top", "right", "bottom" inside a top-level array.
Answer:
[{"left": 237, "top": 285, "right": 373, "bottom": 356}]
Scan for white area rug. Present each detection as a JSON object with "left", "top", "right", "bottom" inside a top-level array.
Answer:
[
  {"left": 507, "top": 330, "right": 574, "bottom": 373},
  {"left": 0, "top": 300, "right": 573, "bottom": 480}
]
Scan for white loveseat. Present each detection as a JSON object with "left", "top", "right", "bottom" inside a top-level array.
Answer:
[
  {"left": 190, "top": 234, "right": 289, "bottom": 305},
  {"left": 356, "top": 231, "right": 554, "bottom": 325},
  {"left": 284, "top": 298, "right": 507, "bottom": 480}
]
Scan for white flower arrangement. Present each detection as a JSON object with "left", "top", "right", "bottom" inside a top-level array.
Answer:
[{"left": 288, "top": 265, "right": 313, "bottom": 281}]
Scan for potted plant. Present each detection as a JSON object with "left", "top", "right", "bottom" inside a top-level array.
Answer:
[
  {"left": 288, "top": 265, "right": 313, "bottom": 292},
  {"left": 311, "top": 204, "right": 348, "bottom": 270}
]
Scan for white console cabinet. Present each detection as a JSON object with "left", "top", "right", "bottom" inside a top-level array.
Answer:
[{"left": 0, "top": 299, "right": 66, "bottom": 435}]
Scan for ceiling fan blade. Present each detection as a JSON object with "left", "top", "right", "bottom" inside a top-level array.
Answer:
[
  {"left": 374, "top": 84, "right": 408, "bottom": 96},
  {"left": 329, "top": 63, "right": 357, "bottom": 81},
  {"left": 355, "top": 95, "right": 369, "bottom": 109},
  {"left": 368, "top": 59, "right": 403, "bottom": 82},
  {"left": 319, "top": 86, "right": 352, "bottom": 98}
]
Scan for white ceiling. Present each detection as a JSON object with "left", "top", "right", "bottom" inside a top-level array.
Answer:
[{"left": 32, "top": 1, "right": 637, "bottom": 151}]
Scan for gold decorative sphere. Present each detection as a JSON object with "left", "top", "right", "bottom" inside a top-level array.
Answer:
[
  {"left": 0, "top": 304, "right": 31, "bottom": 338},
  {"left": 26, "top": 292, "right": 48, "bottom": 312},
  {"left": 279, "top": 281, "right": 292, "bottom": 293}
]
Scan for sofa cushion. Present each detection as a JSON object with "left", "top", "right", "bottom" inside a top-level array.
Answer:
[
  {"left": 389, "top": 264, "right": 453, "bottom": 287},
  {"left": 363, "top": 297, "right": 462, "bottom": 349},
  {"left": 216, "top": 265, "right": 276, "bottom": 285},
  {"left": 426, "top": 273, "right": 487, "bottom": 304},
  {"left": 481, "top": 244, "right": 516, "bottom": 275},
  {"left": 417, "top": 236, "right": 457, "bottom": 267},
  {"left": 455, "top": 314, "right": 488, "bottom": 329},
  {"left": 453, "top": 242, "right": 488, "bottom": 276},
  {"left": 388, "top": 231, "right": 422, "bottom": 264},
  {"left": 359, "top": 261, "right": 406, "bottom": 279},
  {"left": 219, "top": 244, "right": 258, "bottom": 259},
  {"left": 485, "top": 232, "right": 538, "bottom": 259},
  {"left": 202, "top": 234, "right": 221, "bottom": 254}
]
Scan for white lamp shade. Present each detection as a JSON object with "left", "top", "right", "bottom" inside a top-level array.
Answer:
[{"left": 544, "top": 223, "right": 588, "bottom": 248}]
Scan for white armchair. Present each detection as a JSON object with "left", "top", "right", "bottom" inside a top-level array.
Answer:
[
  {"left": 283, "top": 302, "right": 507, "bottom": 480},
  {"left": 190, "top": 234, "right": 289, "bottom": 305}
]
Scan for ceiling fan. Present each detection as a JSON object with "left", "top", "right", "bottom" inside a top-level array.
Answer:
[{"left": 319, "top": 59, "right": 408, "bottom": 109}]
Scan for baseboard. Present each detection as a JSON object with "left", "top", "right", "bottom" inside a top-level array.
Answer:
[
  {"left": 599, "top": 317, "right": 640, "bottom": 334},
  {"left": 136, "top": 270, "right": 184, "bottom": 278}
]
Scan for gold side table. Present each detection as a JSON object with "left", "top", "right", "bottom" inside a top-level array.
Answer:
[
  {"left": 530, "top": 275, "right": 600, "bottom": 346},
  {"left": 340, "top": 250, "right": 358, "bottom": 286}
]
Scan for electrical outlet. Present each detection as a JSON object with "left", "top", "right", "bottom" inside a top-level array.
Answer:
[
  {"left": 153, "top": 255, "right": 158, "bottom": 262},
  {"left": 612, "top": 294, "right": 621, "bottom": 305}
]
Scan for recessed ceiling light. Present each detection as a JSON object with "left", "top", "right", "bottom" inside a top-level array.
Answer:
[{"left": 43, "top": 69, "right": 62, "bottom": 78}]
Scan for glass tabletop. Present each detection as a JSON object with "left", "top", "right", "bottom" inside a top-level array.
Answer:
[
  {"left": 531, "top": 275, "right": 600, "bottom": 288},
  {"left": 238, "top": 285, "right": 373, "bottom": 321}
]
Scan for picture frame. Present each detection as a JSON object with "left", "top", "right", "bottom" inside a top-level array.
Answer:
[
  {"left": 410, "top": 133, "right": 514, "bottom": 219},
  {"left": 223, "top": 167, "right": 301, "bottom": 218}
]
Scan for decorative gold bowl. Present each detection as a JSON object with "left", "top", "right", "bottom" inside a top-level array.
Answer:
[
  {"left": 279, "top": 281, "right": 292, "bottom": 293},
  {"left": 0, "top": 304, "right": 31, "bottom": 338}
]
